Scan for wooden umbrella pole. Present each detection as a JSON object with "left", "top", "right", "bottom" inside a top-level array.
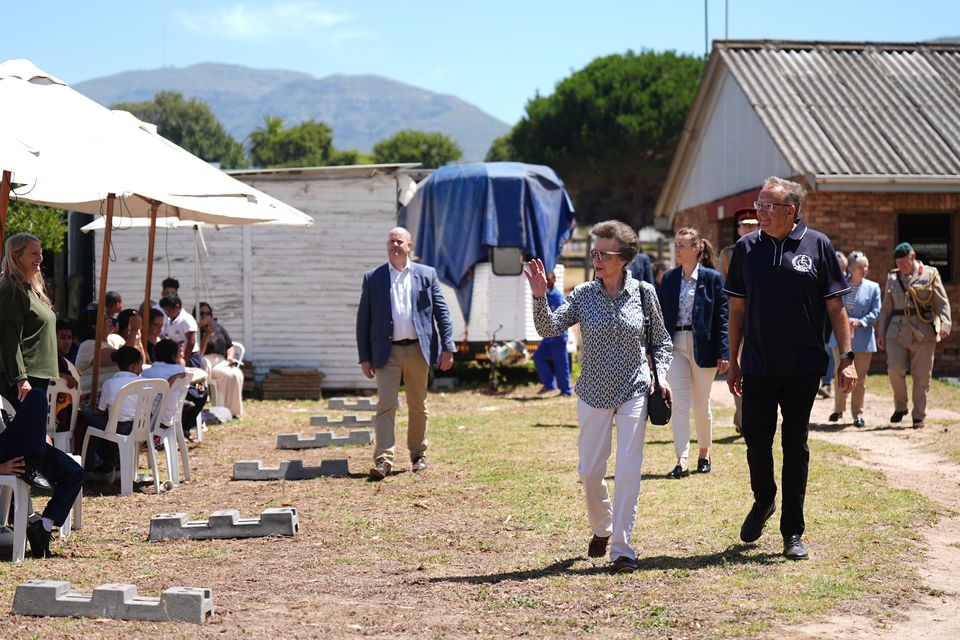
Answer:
[
  {"left": 89, "top": 193, "right": 116, "bottom": 406},
  {"left": 142, "top": 201, "right": 159, "bottom": 360},
  {"left": 0, "top": 170, "right": 11, "bottom": 258}
]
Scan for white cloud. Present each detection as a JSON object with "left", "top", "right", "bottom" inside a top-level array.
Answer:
[{"left": 173, "top": 2, "right": 353, "bottom": 42}]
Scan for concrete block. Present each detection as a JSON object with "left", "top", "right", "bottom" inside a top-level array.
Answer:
[
  {"left": 13, "top": 580, "right": 213, "bottom": 624},
  {"left": 309, "top": 414, "right": 374, "bottom": 427},
  {"left": 232, "top": 459, "right": 349, "bottom": 480},
  {"left": 327, "top": 397, "right": 377, "bottom": 411},
  {"left": 149, "top": 508, "right": 299, "bottom": 541},
  {"left": 276, "top": 429, "right": 372, "bottom": 449}
]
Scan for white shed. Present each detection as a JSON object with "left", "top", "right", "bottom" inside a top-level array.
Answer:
[{"left": 91, "top": 163, "right": 420, "bottom": 390}]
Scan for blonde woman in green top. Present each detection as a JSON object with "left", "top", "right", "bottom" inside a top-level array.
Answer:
[{"left": 0, "top": 232, "right": 58, "bottom": 489}]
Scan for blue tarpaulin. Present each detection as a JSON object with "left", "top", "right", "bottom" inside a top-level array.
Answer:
[{"left": 399, "top": 162, "right": 575, "bottom": 322}]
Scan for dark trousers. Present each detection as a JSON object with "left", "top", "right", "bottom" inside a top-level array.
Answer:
[
  {"left": 0, "top": 377, "right": 51, "bottom": 460},
  {"left": 741, "top": 373, "right": 820, "bottom": 537},
  {"left": 0, "top": 384, "right": 83, "bottom": 527},
  {"left": 533, "top": 340, "right": 572, "bottom": 394},
  {"left": 34, "top": 444, "right": 84, "bottom": 526}
]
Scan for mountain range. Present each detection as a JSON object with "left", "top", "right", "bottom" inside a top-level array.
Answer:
[{"left": 75, "top": 63, "right": 512, "bottom": 161}]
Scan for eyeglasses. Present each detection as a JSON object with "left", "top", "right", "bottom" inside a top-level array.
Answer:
[
  {"left": 200, "top": 311, "right": 212, "bottom": 317},
  {"left": 590, "top": 250, "right": 623, "bottom": 262},
  {"left": 754, "top": 201, "right": 793, "bottom": 213}
]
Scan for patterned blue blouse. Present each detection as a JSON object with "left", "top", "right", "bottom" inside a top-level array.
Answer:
[{"left": 533, "top": 271, "right": 673, "bottom": 409}]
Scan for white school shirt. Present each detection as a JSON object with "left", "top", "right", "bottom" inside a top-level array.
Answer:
[
  {"left": 389, "top": 261, "right": 418, "bottom": 341},
  {"left": 140, "top": 361, "right": 187, "bottom": 426},
  {"left": 98, "top": 371, "right": 141, "bottom": 421},
  {"left": 162, "top": 310, "right": 200, "bottom": 354}
]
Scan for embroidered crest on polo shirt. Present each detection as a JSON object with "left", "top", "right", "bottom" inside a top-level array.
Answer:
[{"left": 792, "top": 254, "right": 813, "bottom": 272}]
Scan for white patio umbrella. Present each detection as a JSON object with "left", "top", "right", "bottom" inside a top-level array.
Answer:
[{"left": 0, "top": 59, "right": 313, "bottom": 397}]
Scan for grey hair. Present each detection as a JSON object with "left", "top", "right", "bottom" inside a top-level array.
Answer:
[
  {"left": 590, "top": 220, "right": 638, "bottom": 263},
  {"left": 847, "top": 250, "right": 869, "bottom": 269},
  {"left": 762, "top": 176, "right": 807, "bottom": 214}
]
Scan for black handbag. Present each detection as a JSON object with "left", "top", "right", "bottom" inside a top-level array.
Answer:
[{"left": 639, "top": 285, "right": 672, "bottom": 425}]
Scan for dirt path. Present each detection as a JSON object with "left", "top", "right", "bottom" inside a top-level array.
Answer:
[{"left": 710, "top": 381, "right": 960, "bottom": 638}]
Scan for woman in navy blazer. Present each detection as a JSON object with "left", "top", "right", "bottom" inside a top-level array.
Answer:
[
  {"left": 657, "top": 228, "right": 729, "bottom": 478},
  {"left": 827, "top": 251, "right": 881, "bottom": 427}
]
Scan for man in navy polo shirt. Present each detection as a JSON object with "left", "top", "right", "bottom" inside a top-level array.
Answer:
[{"left": 725, "top": 176, "right": 857, "bottom": 560}]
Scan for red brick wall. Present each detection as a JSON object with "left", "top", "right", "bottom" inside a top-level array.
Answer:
[{"left": 674, "top": 190, "right": 960, "bottom": 375}]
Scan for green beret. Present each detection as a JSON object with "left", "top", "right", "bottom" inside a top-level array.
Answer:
[{"left": 893, "top": 242, "right": 913, "bottom": 258}]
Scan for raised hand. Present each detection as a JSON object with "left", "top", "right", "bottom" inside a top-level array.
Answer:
[{"left": 523, "top": 259, "right": 548, "bottom": 298}]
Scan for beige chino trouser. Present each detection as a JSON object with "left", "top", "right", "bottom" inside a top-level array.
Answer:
[
  {"left": 373, "top": 343, "right": 430, "bottom": 467},
  {"left": 885, "top": 338, "right": 936, "bottom": 421}
]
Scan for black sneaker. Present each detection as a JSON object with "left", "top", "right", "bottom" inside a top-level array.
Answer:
[
  {"left": 26, "top": 520, "right": 52, "bottom": 559},
  {"left": 611, "top": 555, "right": 639, "bottom": 574},
  {"left": 740, "top": 501, "right": 775, "bottom": 543},
  {"left": 783, "top": 534, "right": 809, "bottom": 560},
  {"left": 588, "top": 534, "right": 610, "bottom": 558}
]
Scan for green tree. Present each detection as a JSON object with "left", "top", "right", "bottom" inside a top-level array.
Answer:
[
  {"left": 6, "top": 201, "right": 69, "bottom": 252},
  {"left": 326, "top": 149, "right": 374, "bottom": 166},
  {"left": 248, "top": 117, "right": 337, "bottom": 168},
  {"left": 484, "top": 134, "right": 516, "bottom": 162},
  {"left": 113, "top": 91, "right": 246, "bottom": 169},
  {"left": 508, "top": 50, "right": 704, "bottom": 228},
  {"left": 372, "top": 130, "right": 463, "bottom": 167}
]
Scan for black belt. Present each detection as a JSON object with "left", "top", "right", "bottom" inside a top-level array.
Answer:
[
  {"left": 393, "top": 338, "right": 418, "bottom": 346},
  {"left": 890, "top": 310, "right": 905, "bottom": 316},
  {"left": 675, "top": 325, "right": 693, "bottom": 331}
]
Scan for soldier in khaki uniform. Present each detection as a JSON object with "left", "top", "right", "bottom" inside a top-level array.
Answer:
[{"left": 877, "top": 242, "right": 952, "bottom": 428}]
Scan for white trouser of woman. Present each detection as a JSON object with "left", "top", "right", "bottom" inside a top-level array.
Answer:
[
  {"left": 204, "top": 353, "right": 244, "bottom": 417},
  {"left": 666, "top": 330, "right": 716, "bottom": 461},
  {"left": 577, "top": 393, "right": 648, "bottom": 561}
]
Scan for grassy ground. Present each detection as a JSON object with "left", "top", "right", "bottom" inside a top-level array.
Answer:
[
  {"left": 864, "top": 373, "right": 960, "bottom": 464},
  {"left": 0, "top": 373, "right": 945, "bottom": 639}
]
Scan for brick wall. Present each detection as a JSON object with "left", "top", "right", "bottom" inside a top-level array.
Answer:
[{"left": 673, "top": 190, "right": 960, "bottom": 375}]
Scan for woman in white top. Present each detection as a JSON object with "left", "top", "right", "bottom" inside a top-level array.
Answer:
[
  {"left": 76, "top": 309, "right": 144, "bottom": 397},
  {"left": 140, "top": 339, "right": 187, "bottom": 428},
  {"left": 198, "top": 302, "right": 244, "bottom": 418}
]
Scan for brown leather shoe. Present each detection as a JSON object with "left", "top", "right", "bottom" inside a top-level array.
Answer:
[
  {"left": 368, "top": 459, "right": 391, "bottom": 480},
  {"left": 411, "top": 455, "right": 428, "bottom": 473},
  {"left": 588, "top": 534, "right": 610, "bottom": 558}
]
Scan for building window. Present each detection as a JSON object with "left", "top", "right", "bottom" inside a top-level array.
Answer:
[{"left": 898, "top": 213, "right": 952, "bottom": 283}]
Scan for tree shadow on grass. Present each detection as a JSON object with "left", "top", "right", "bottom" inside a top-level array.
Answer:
[
  {"left": 533, "top": 422, "right": 578, "bottom": 429},
  {"left": 426, "top": 545, "right": 781, "bottom": 585}
]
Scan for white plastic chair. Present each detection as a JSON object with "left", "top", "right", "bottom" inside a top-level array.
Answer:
[
  {"left": 80, "top": 378, "right": 169, "bottom": 497},
  {"left": 0, "top": 474, "right": 30, "bottom": 562},
  {"left": 157, "top": 376, "right": 192, "bottom": 485},
  {"left": 46, "top": 378, "right": 79, "bottom": 453},
  {"left": 231, "top": 342, "right": 245, "bottom": 366}
]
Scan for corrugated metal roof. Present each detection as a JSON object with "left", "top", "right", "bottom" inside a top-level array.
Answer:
[{"left": 718, "top": 41, "right": 960, "bottom": 177}]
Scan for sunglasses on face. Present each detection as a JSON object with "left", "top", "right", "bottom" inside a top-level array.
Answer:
[{"left": 590, "top": 250, "right": 623, "bottom": 262}]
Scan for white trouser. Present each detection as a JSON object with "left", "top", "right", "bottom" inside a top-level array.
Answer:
[
  {"left": 577, "top": 394, "right": 648, "bottom": 561},
  {"left": 666, "top": 330, "right": 716, "bottom": 460}
]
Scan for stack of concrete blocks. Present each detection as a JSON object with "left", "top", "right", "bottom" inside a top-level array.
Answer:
[
  {"left": 276, "top": 430, "right": 372, "bottom": 449},
  {"left": 309, "top": 414, "right": 373, "bottom": 427},
  {"left": 13, "top": 580, "right": 213, "bottom": 624},
  {"left": 233, "top": 459, "right": 349, "bottom": 480},
  {"left": 327, "top": 397, "right": 377, "bottom": 411},
  {"left": 149, "top": 508, "right": 299, "bottom": 541}
]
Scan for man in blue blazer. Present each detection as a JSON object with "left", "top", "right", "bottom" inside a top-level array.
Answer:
[{"left": 357, "top": 227, "right": 455, "bottom": 480}]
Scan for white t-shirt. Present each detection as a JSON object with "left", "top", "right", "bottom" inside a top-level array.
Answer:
[
  {"left": 161, "top": 310, "right": 200, "bottom": 354},
  {"left": 98, "top": 371, "right": 142, "bottom": 422},
  {"left": 141, "top": 362, "right": 187, "bottom": 426}
]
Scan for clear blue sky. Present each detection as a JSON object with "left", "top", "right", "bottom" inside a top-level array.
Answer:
[{"left": 2, "top": 1, "right": 957, "bottom": 125}]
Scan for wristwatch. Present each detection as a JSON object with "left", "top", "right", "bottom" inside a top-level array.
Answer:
[{"left": 841, "top": 351, "right": 855, "bottom": 361}]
